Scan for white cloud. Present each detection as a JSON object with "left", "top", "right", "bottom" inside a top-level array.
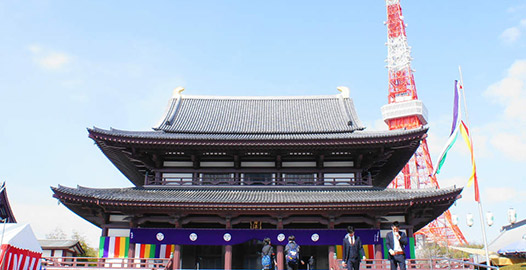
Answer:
[
  {"left": 37, "top": 52, "right": 71, "bottom": 70},
  {"left": 483, "top": 60, "right": 526, "bottom": 161},
  {"left": 501, "top": 27, "right": 521, "bottom": 43},
  {"left": 490, "top": 132, "right": 526, "bottom": 161},
  {"left": 27, "top": 44, "right": 72, "bottom": 70},
  {"left": 484, "top": 187, "right": 518, "bottom": 203},
  {"left": 27, "top": 45, "right": 42, "bottom": 54},
  {"left": 507, "top": 5, "right": 526, "bottom": 13},
  {"left": 500, "top": 19, "right": 526, "bottom": 44}
]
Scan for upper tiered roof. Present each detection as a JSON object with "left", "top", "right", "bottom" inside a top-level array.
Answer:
[{"left": 153, "top": 93, "right": 365, "bottom": 137}]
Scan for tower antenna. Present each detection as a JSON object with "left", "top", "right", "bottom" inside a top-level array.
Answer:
[{"left": 381, "top": 0, "right": 468, "bottom": 247}]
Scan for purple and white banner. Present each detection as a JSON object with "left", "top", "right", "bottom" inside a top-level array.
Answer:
[{"left": 130, "top": 228, "right": 381, "bottom": 246}]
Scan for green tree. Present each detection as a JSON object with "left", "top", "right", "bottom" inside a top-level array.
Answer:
[
  {"left": 416, "top": 241, "right": 483, "bottom": 259},
  {"left": 71, "top": 230, "right": 98, "bottom": 257}
]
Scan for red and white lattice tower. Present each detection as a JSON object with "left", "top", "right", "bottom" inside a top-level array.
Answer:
[{"left": 381, "top": 0, "right": 468, "bottom": 246}]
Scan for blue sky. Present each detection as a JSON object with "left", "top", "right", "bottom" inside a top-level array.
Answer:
[{"left": 1, "top": 1, "right": 525, "bottom": 248}]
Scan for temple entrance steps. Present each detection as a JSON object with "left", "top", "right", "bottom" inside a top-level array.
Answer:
[{"left": 42, "top": 257, "right": 476, "bottom": 270}]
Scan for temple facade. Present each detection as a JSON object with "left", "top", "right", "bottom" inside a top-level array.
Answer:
[{"left": 52, "top": 89, "right": 461, "bottom": 269}]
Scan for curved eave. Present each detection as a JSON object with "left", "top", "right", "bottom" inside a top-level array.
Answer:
[
  {"left": 52, "top": 185, "right": 461, "bottom": 229},
  {"left": 88, "top": 127, "right": 428, "bottom": 146}
]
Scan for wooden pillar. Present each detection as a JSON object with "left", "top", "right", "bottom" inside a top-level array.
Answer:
[
  {"left": 173, "top": 217, "right": 181, "bottom": 270},
  {"left": 328, "top": 217, "right": 335, "bottom": 270},
  {"left": 224, "top": 217, "right": 232, "bottom": 270},
  {"left": 277, "top": 218, "right": 284, "bottom": 270},
  {"left": 375, "top": 244, "right": 383, "bottom": 260},
  {"left": 328, "top": 246, "right": 336, "bottom": 270},
  {"left": 172, "top": 245, "right": 181, "bottom": 269},
  {"left": 224, "top": 245, "right": 233, "bottom": 270},
  {"left": 374, "top": 220, "right": 383, "bottom": 264},
  {"left": 155, "top": 171, "right": 162, "bottom": 185},
  {"left": 277, "top": 246, "right": 284, "bottom": 270}
]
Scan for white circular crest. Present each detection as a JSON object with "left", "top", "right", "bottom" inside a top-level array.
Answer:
[
  {"left": 223, "top": 233, "right": 232, "bottom": 242},
  {"left": 156, "top": 232, "right": 165, "bottom": 241},
  {"left": 189, "top": 233, "right": 198, "bottom": 241},
  {"left": 311, "top": 233, "right": 320, "bottom": 242},
  {"left": 277, "top": 233, "right": 285, "bottom": 242}
]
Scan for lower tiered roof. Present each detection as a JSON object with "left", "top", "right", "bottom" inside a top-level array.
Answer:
[{"left": 52, "top": 185, "right": 462, "bottom": 231}]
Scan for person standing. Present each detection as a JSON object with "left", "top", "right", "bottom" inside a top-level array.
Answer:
[
  {"left": 285, "top": 235, "right": 303, "bottom": 270},
  {"left": 261, "top": 237, "right": 277, "bottom": 270},
  {"left": 386, "top": 221, "right": 407, "bottom": 270},
  {"left": 342, "top": 226, "right": 365, "bottom": 270},
  {"left": 308, "top": 256, "right": 315, "bottom": 270}
]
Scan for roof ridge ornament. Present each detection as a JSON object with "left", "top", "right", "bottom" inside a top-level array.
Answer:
[
  {"left": 172, "top": 86, "right": 185, "bottom": 98},
  {"left": 337, "top": 86, "right": 350, "bottom": 98}
]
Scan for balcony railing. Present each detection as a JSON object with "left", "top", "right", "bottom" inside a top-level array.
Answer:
[
  {"left": 41, "top": 257, "right": 476, "bottom": 270},
  {"left": 41, "top": 257, "right": 169, "bottom": 270},
  {"left": 144, "top": 176, "right": 372, "bottom": 187}
]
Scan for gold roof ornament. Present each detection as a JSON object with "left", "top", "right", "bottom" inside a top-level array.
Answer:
[
  {"left": 172, "top": 86, "right": 185, "bottom": 98},
  {"left": 337, "top": 86, "right": 350, "bottom": 98}
]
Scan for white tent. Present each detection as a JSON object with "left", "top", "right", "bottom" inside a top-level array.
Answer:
[{"left": 0, "top": 223, "right": 42, "bottom": 270}]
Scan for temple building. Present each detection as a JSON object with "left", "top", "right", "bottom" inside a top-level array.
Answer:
[
  {"left": 0, "top": 182, "right": 16, "bottom": 223},
  {"left": 52, "top": 87, "right": 461, "bottom": 269}
]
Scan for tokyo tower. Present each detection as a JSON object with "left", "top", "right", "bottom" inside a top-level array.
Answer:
[{"left": 380, "top": 0, "right": 468, "bottom": 246}]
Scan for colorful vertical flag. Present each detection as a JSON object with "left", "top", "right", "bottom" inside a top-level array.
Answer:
[
  {"left": 459, "top": 121, "right": 480, "bottom": 202},
  {"left": 432, "top": 80, "right": 462, "bottom": 176},
  {"left": 432, "top": 80, "right": 480, "bottom": 202},
  {"left": 99, "top": 236, "right": 129, "bottom": 258}
]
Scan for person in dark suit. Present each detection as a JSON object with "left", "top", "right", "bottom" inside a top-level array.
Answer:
[
  {"left": 385, "top": 221, "right": 408, "bottom": 270},
  {"left": 342, "top": 226, "right": 365, "bottom": 270}
]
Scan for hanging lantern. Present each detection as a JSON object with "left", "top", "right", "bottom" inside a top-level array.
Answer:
[
  {"left": 467, "top": 213, "right": 474, "bottom": 227},
  {"left": 451, "top": 214, "right": 459, "bottom": 226},
  {"left": 486, "top": 212, "right": 494, "bottom": 226},
  {"left": 508, "top": 208, "right": 517, "bottom": 224}
]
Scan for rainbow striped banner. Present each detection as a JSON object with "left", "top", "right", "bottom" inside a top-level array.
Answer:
[
  {"left": 135, "top": 243, "right": 156, "bottom": 258},
  {"left": 99, "top": 237, "right": 129, "bottom": 258},
  {"left": 135, "top": 243, "right": 175, "bottom": 258},
  {"left": 156, "top": 244, "right": 175, "bottom": 259},
  {"left": 335, "top": 244, "right": 377, "bottom": 259},
  {"left": 99, "top": 237, "right": 175, "bottom": 259},
  {"left": 363, "top": 244, "right": 376, "bottom": 258}
]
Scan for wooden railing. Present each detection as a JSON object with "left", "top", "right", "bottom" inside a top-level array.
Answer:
[
  {"left": 334, "top": 258, "right": 475, "bottom": 270},
  {"left": 42, "top": 257, "right": 475, "bottom": 270},
  {"left": 42, "top": 257, "right": 169, "bottom": 270},
  {"left": 144, "top": 176, "right": 372, "bottom": 186}
]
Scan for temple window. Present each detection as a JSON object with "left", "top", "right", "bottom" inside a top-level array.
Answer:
[
  {"left": 242, "top": 173, "right": 273, "bottom": 185},
  {"left": 200, "top": 173, "right": 234, "bottom": 185},
  {"left": 162, "top": 173, "right": 193, "bottom": 185},
  {"left": 282, "top": 173, "right": 316, "bottom": 185},
  {"left": 323, "top": 173, "right": 355, "bottom": 185}
]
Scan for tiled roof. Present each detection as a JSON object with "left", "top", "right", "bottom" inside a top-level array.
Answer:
[
  {"left": 153, "top": 94, "right": 365, "bottom": 134},
  {"left": 52, "top": 185, "right": 461, "bottom": 205},
  {"left": 38, "top": 239, "right": 80, "bottom": 249}
]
